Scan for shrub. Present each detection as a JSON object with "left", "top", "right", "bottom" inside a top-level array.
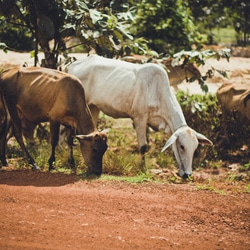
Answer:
[{"left": 177, "top": 90, "right": 250, "bottom": 165}]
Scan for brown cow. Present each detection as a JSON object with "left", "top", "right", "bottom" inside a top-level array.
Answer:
[
  {"left": 162, "top": 58, "right": 203, "bottom": 91},
  {"left": 217, "top": 82, "right": 250, "bottom": 122},
  {"left": 217, "top": 82, "right": 250, "bottom": 145},
  {"left": 0, "top": 66, "right": 108, "bottom": 174}
]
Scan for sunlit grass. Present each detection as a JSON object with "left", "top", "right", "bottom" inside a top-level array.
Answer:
[{"left": 212, "top": 27, "right": 236, "bottom": 45}]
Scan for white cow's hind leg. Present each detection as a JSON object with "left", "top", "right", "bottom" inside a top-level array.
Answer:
[{"left": 133, "top": 118, "right": 148, "bottom": 171}]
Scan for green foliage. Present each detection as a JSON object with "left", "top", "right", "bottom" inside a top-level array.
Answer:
[
  {"left": 189, "top": 0, "right": 250, "bottom": 46},
  {"left": 133, "top": 0, "right": 206, "bottom": 54},
  {"left": 0, "top": 18, "right": 34, "bottom": 51},
  {"left": 1, "top": 0, "right": 246, "bottom": 69},
  {"left": 212, "top": 27, "right": 236, "bottom": 45},
  {"left": 172, "top": 48, "right": 231, "bottom": 66},
  {"left": 100, "top": 173, "right": 156, "bottom": 183},
  {"left": 62, "top": 1, "right": 139, "bottom": 57},
  {"left": 0, "top": 0, "right": 150, "bottom": 67},
  {"left": 176, "top": 91, "right": 219, "bottom": 162}
]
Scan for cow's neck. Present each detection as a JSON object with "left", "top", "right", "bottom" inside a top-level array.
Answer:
[
  {"left": 163, "top": 85, "right": 187, "bottom": 133},
  {"left": 76, "top": 108, "right": 97, "bottom": 135}
]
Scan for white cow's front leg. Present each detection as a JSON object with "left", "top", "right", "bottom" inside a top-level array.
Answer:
[{"left": 133, "top": 118, "right": 148, "bottom": 172}]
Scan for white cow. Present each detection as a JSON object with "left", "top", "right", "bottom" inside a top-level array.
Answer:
[{"left": 69, "top": 54, "right": 212, "bottom": 177}]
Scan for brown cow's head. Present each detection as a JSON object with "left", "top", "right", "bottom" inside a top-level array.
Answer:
[
  {"left": 184, "top": 63, "right": 202, "bottom": 84},
  {"left": 76, "top": 130, "right": 108, "bottom": 175}
]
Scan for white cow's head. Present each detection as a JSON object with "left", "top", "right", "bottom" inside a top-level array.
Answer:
[{"left": 161, "top": 126, "right": 213, "bottom": 178}]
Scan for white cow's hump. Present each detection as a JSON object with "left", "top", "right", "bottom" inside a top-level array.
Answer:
[{"left": 71, "top": 54, "right": 166, "bottom": 72}]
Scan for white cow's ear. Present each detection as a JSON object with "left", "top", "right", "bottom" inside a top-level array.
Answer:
[
  {"left": 161, "top": 131, "right": 179, "bottom": 152},
  {"left": 195, "top": 131, "right": 213, "bottom": 146}
]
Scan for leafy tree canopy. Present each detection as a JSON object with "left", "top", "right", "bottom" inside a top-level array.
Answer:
[
  {"left": 133, "top": 0, "right": 206, "bottom": 54},
  {"left": 0, "top": 0, "right": 147, "bottom": 68}
]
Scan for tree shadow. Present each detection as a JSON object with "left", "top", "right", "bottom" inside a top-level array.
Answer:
[{"left": 0, "top": 168, "right": 100, "bottom": 187}]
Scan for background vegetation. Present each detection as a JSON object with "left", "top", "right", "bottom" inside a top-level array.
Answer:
[
  {"left": 0, "top": 0, "right": 249, "bottom": 68},
  {"left": 0, "top": 1, "right": 249, "bottom": 187}
]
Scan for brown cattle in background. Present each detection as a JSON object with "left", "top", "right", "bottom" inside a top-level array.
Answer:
[
  {"left": 217, "top": 82, "right": 250, "bottom": 145},
  {"left": 217, "top": 82, "right": 250, "bottom": 122}
]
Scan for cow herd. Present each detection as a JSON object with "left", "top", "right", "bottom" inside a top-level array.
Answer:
[{"left": 1, "top": 54, "right": 245, "bottom": 178}]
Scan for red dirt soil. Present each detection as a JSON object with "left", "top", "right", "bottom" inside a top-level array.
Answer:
[{"left": 0, "top": 168, "right": 249, "bottom": 250}]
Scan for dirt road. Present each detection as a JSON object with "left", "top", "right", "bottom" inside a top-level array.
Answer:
[{"left": 0, "top": 169, "right": 249, "bottom": 250}]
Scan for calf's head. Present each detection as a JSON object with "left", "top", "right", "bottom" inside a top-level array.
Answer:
[
  {"left": 76, "top": 130, "right": 108, "bottom": 175},
  {"left": 161, "top": 126, "right": 212, "bottom": 178}
]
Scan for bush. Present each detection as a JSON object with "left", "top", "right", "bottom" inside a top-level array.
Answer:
[
  {"left": 0, "top": 19, "right": 34, "bottom": 51},
  {"left": 176, "top": 91, "right": 250, "bottom": 165}
]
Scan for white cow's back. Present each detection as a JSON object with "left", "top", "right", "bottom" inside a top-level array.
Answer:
[{"left": 69, "top": 54, "right": 186, "bottom": 129}]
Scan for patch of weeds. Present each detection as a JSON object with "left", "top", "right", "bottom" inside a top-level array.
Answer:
[
  {"left": 244, "top": 184, "right": 250, "bottom": 193},
  {"left": 195, "top": 183, "right": 226, "bottom": 195},
  {"left": 195, "top": 178, "right": 226, "bottom": 195},
  {"left": 226, "top": 169, "right": 249, "bottom": 183},
  {"left": 8, "top": 157, "right": 28, "bottom": 169},
  {"left": 100, "top": 172, "right": 156, "bottom": 183},
  {"left": 103, "top": 150, "right": 142, "bottom": 176},
  {"left": 55, "top": 166, "right": 74, "bottom": 175},
  {"left": 31, "top": 141, "right": 51, "bottom": 170},
  {"left": 167, "top": 175, "right": 184, "bottom": 184},
  {"left": 240, "top": 162, "right": 250, "bottom": 172},
  {"left": 226, "top": 172, "right": 239, "bottom": 182}
]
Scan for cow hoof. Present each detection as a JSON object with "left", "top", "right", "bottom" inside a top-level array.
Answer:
[
  {"left": 1, "top": 159, "right": 8, "bottom": 167},
  {"left": 49, "top": 166, "right": 55, "bottom": 171},
  {"left": 181, "top": 173, "right": 191, "bottom": 179},
  {"left": 71, "top": 168, "right": 77, "bottom": 175},
  {"left": 86, "top": 169, "right": 102, "bottom": 177},
  {"left": 32, "top": 164, "right": 41, "bottom": 171}
]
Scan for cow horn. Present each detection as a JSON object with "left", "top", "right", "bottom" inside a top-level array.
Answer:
[{"left": 75, "top": 134, "right": 92, "bottom": 141}]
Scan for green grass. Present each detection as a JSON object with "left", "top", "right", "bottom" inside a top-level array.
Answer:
[
  {"left": 212, "top": 27, "right": 236, "bottom": 45},
  {"left": 99, "top": 173, "right": 157, "bottom": 183},
  {"left": 195, "top": 183, "right": 226, "bottom": 195}
]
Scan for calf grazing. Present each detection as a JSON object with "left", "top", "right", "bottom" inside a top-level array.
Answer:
[
  {"left": 0, "top": 66, "right": 108, "bottom": 175},
  {"left": 69, "top": 55, "right": 212, "bottom": 177}
]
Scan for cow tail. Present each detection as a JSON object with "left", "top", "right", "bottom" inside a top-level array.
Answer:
[
  {"left": 0, "top": 73, "right": 8, "bottom": 133},
  {"left": 243, "top": 93, "right": 250, "bottom": 107}
]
